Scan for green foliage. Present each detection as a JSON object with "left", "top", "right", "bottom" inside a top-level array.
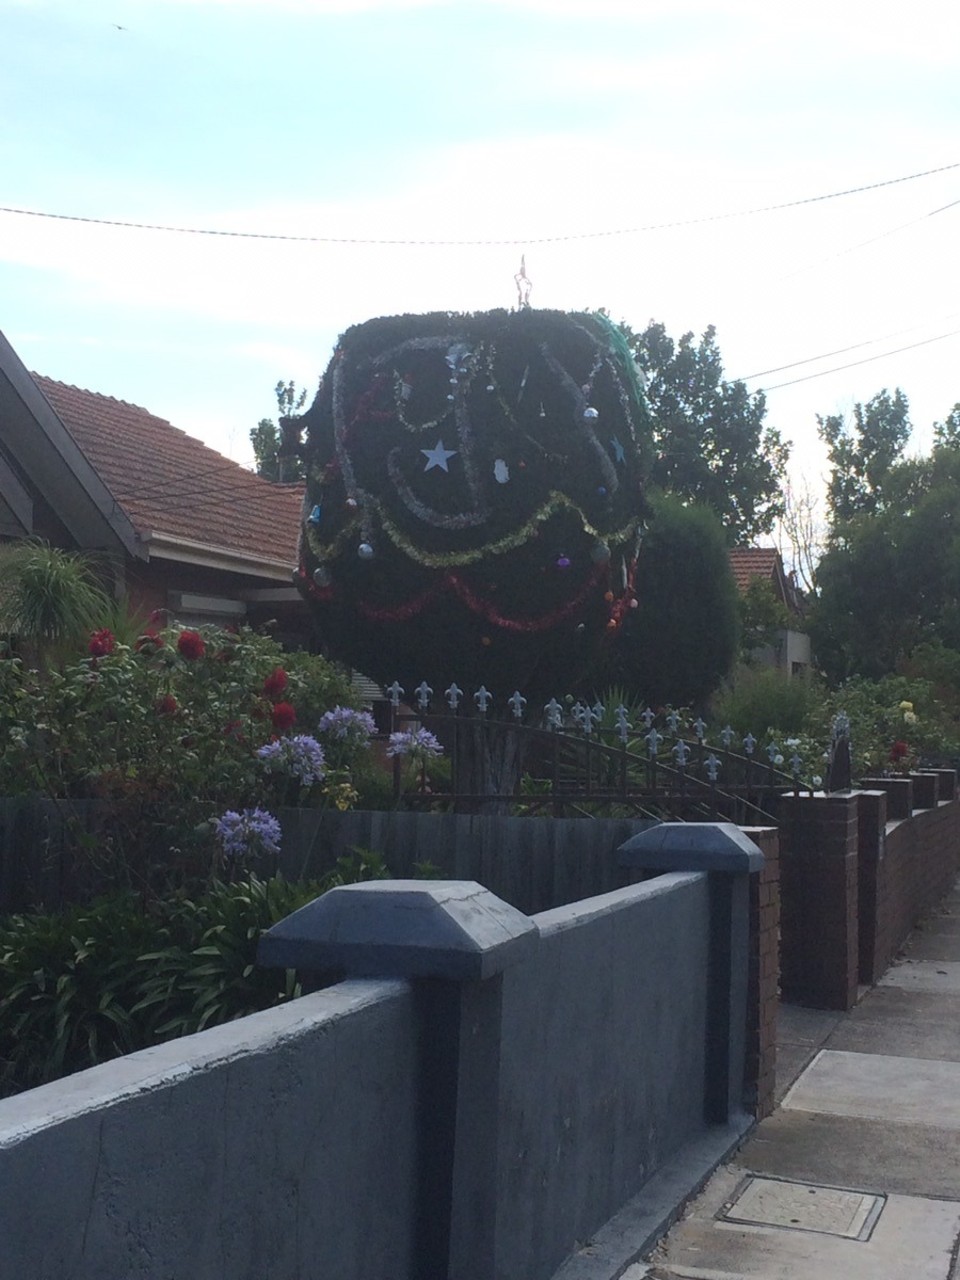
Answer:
[
  {"left": 807, "top": 675, "right": 960, "bottom": 776},
  {"left": 250, "top": 417, "right": 283, "bottom": 481},
  {"left": 615, "top": 497, "right": 739, "bottom": 706},
  {"left": 0, "top": 541, "right": 112, "bottom": 665},
  {"left": 711, "top": 667, "right": 822, "bottom": 738},
  {"left": 738, "top": 578, "right": 792, "bottom": 663},
  {"left": 811, "top": 442, "right": 960, "bottom": 681},
  {"left": 0, "top": 621, "right": 370, "bottom": 894},
  {"left": 0, "top": 871, "right": 370, "bottom": 1097},
  {"left": 251, "top": 380, "right": 308, "bottom": 482},
  {"left": 0, "top": 895, "right": 160, "bottom": 1092},
  {"left": 819, "top": 389, "right": 911, "bottom": 524},
  {"left": 623, "top": 321, "right": 789, "bottom": 544}
]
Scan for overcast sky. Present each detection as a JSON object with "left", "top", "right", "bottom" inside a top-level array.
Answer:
[{"left": 2, "top": 0, "right": 958, "bottom": 516}]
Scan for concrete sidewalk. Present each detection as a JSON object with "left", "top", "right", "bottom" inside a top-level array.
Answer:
[{"left": 634, "top": 874, "right": 960, "bottom": 1280}]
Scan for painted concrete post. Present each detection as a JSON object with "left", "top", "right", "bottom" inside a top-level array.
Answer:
[
  {"left": 617, "top": 823, "right": 763, "bottom": 1125},
  {"left": 257, "top": 880, "right": 538, "bottom": 1280}
]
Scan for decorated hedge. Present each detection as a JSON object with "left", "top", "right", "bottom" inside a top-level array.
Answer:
[{"left": 297, "top": 308, "right": 651, "bottom": 704}]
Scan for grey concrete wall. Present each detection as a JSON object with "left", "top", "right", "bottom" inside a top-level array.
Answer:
[
  {"left": 495, "top": 872, "right": 712, "bottom": 1280},
  {"left": 0, "top": 979, "right": 420, "bottom": 1280}
]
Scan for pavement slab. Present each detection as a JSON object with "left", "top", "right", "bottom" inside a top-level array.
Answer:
[
  {"left": 824, "top": 986, "right": 960, "bottom": 1062},
  {"left": 628, "top": 874, "right": 960, "bottom": 1280},
  {"left": 732, "top": 1108, "right": 960, "bottom": 1200},
  {"left": 880, "top": 959, "right": 960, "bottom": 994},
  {"left": 782, "top": 1049, "right": 960, "bottom": 1127},
  {"left": 646, "top": 1166, "right": 960, "bottom": 1280},
  {"left": 905, "top": 930, "right": 960, "bottom": 961}
]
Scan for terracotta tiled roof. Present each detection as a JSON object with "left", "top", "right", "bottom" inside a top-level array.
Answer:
[
  {"left": 728, "top": 546, "right": 781, "bottom": 594},
  {"left": 33, "top": 377, "right": 302, "bottom": 571}
]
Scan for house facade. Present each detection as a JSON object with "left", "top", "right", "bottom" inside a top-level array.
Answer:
[{"left": 0, "top": 328, "right": 309, "bottom": 645}]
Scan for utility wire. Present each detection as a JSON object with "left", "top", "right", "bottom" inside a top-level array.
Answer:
[
  {"left": 759, "top": 328, "right": 960, "bottom": 392},
  {"left": 775, "top": 196, "right": 960, "bottom": 282},
  {"left": 739, "top": 312, "right": 960, "bottom": 380},
  {"left": 1, "top": 160, "right": 957, "bottom": 247}
]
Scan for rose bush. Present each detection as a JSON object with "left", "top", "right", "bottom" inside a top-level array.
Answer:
[{"left": 0, "top": 623, "right": 383, "bottom": 893}]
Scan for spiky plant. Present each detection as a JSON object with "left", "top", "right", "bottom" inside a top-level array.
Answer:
[{"left": 0, "top": 541, "right": 112, "bottom": 666}]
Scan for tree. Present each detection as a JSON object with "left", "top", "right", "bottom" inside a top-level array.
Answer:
[
  {"left": 296, "top": 308, "right": 652, "bottom": 795},
  {"left": 776, "top": 477, "right": 824, "bottom": 597},
  {"left": 811, "top": 432, "right": 960, "bottom": 681},
  {"left": 818, "top": 388, "right": 911, "bottom": 525},
  {"left": 622, "top": 321, "right": 789, "bottom": 545},
  {"left": 250, "top": 380, "right": 309, "bottom": 482},
  {"left": 613, "top": 497, "right": 740, "bottom": 706}
]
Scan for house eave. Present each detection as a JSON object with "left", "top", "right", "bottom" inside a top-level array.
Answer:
[
  {"left": 142, "top": 530, "right": 295, "bottom": 581},
  {"left": 0, "top": 329, "right": 143, "bottom": 558}
]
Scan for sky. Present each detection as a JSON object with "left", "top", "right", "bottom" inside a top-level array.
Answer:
[{"left": 2, "top": 0, "right": 959, "bottom": 523}]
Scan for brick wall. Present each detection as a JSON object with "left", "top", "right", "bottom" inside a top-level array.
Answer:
[
  {"left": 742, "top": 826, "right": 780, "bottom": 1119},
  {"left": 875, "top": 783, "right": 960, "bottom": 976},
  {"left": 776, "top": 781, "right": 960, "bottom": 1010},
  {"left": 776, "top": 793, "right": 860, "bottom": 1011}
]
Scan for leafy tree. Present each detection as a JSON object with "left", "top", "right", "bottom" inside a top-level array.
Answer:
[
  {"left": 811, "top": 436, "right": 960, "bottom": 681},
  {"left": 251, "top": 380, "right": 309, "bottom": 482},
  {"left": 622, "top": 321, "right": 789, "bottom": 544},
  {"left": 738, "top": 577, "right": 792, "bottom": 665},
  {"left": 818, "top": 388, "right": 911, "bottom": 525},
  {"left": 613, "top": 497, "right": 740, "bottom": 707}
]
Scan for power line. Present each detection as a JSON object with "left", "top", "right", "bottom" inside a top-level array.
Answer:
[
  {"left": 739, "top": 312, "right": 960, "bottom": 380},
  {"left": 775, "top": 196, "right": 960, "bottom": 282},
  {"left": 1, "top": 160, "right": 958, "bottom": 248},
  {"left": 759, "top": 328, "right": 960, "bottom": 392}
]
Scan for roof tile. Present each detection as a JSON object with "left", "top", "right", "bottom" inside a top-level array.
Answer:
[{"left": 34, "top": 377, "right": 302, "bottom": 569}]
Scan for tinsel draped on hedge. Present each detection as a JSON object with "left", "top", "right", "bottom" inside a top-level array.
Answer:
[{"left": 297, "top": 309, "right": 652, "bottom": 703}]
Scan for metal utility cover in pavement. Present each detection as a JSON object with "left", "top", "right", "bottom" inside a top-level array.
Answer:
[{"left": 720, "top": 1176, "right": 885, "bottom": 1240}]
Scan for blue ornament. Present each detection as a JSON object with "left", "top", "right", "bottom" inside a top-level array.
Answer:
[{"left": 307, "top": 504, "right": 322, "bottom": 525}]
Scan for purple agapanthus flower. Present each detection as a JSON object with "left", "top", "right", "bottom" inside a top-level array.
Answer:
[
  {"left": 213, "top": 808, "right": 282, "bottom": 861},
  {"left": 257, "top": 734, "right": 326, "bottom": 786},
  {"left": 317, "top": 706, "right": 377, "bottom": 744},
  {"left": 386, "top": 728, "right": 443, "bottom": 760}
]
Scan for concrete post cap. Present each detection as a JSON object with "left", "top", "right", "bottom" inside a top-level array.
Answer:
[
  {"left": 618, "top": 822, "right": 764, "bottom": 873},
  {"left": 257, "top": 880, "right": 538, "bottom": 981}
]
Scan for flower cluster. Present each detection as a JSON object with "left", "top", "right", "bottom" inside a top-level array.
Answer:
[
  {"left": 177, "top": 630, "right": 206, "bottom": 661},
  {"left": 386, "top": 728, "right": 443, "bottom": 760},
  {"left": 317, "top": 706, "right": 377, "bottom": 744},
  {"left": 257, "top": 735, "right": 326, "bottom": 787},
  {"left": 262, "top": 667, "right": 288, "bottom": 698},
  {"left": 88, "top": 628, "right": 116, "bottom": 658},
  {"left": 213, "top": 808, "right": 282, "bottom": 862},
  {"left": 271, "top": 701, "right": 297, "bottom": 732}
]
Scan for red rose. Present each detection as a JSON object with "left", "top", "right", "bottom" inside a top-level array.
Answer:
[
  {"left": 890, "top": 740, "right": 909, "bottom": 761},
  {"left": 177, "top": 630, "right": 206, "bottom": 661},
  {"left": 156, "top": 694, "right": 179, "bottom": 716},
  {"left": 262, "top": 667, "right": 288, "bottom": 698},
  {"left": 88, "top": 628, "right": 115, "bottom": 658},
  {"left": 271, "top": 701, "right": 296, "bottom": 732}
]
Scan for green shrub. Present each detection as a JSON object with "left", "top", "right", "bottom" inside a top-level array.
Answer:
[
  {"left": 0, "top": 875, "right": 326, "bottom": 1097},
  {"left": 711, "top": 667, "right": 822, "bottom": 738}
]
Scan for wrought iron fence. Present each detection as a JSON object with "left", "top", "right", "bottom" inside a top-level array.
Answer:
[{"left": 383, "top": 681, "right": 821, "bottom": 823}]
